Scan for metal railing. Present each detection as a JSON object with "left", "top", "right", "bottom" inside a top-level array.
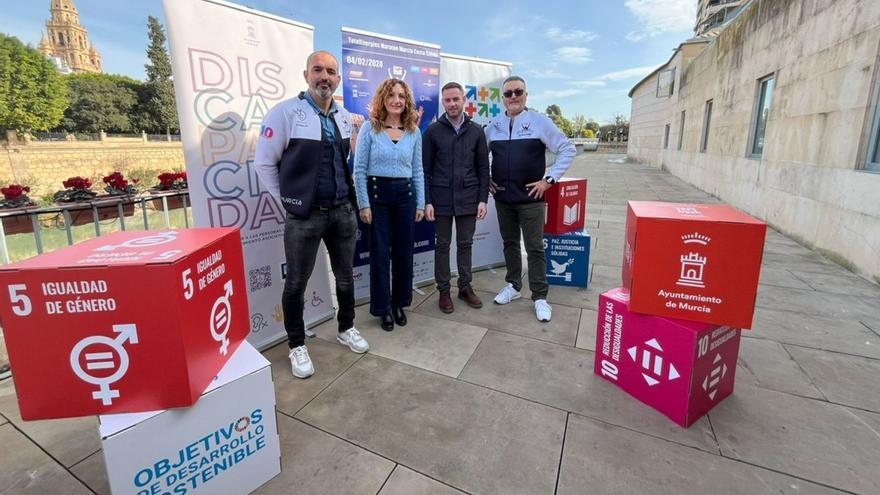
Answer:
[{"left": 0, "top": 189, "right": 192, "bottom": 264}]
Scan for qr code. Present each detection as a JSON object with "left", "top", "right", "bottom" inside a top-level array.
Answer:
[{"left": 248, "top": 265, "right": 272, "bottom": 291}]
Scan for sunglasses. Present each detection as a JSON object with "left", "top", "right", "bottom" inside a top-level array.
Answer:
[{"left": 503, "top": 88, "right": 525, "bottom": 98}]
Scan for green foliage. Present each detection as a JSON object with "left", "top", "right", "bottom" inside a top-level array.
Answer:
[
  {"left": 127, "top": 166, "right": 161, "bottom": 189},
  {"left": 583, "top": 129, "right": 595, "bottom": 138},
  {"left": 61, "top": 73, "right": 141, "bottom": 133},
  {"left": 143, "top": 16, "right": 178, "bottom": 134},
  {"left": 0, "top": 34, "right": 68, "bottom": 132}
]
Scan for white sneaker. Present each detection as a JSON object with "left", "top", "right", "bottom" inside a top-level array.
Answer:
[
  {"left": 494, "top": 283, "right": 522, "bottom": 305},
  {"left": 289, "top": 345, "right": 314, "bottom": 378},
  {"left": 535, "top": 299, "right": 552, "bottom": 322},
  {"left": 337, "top": 327, "right": 369, "bottom": 353}
]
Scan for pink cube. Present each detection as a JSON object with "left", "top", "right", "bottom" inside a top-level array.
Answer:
[{"left": 594, "top": 287, "right": 742, "bottom": 427}]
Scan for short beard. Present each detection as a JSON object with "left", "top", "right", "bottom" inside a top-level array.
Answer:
[{"left": 310, "top": 86, "right": 333, "bottom": 100}]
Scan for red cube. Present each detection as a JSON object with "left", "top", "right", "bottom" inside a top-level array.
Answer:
[
  {"left": 544, "top": 178, "right": 587, "bottom": 235},
  {"left": 622, "top": 201, "right": 766, "bottom": 328},
  {"left": 594, "top": 288, "right": 742, "bottom": 428},
  {"left": 0, "top": 228, "right": 249, "bottom": 420}
]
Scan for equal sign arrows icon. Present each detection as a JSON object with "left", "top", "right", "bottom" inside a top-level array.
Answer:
[
  {"left": 702, "top": 354, "right": 728, "bottom": 400},
  {"left": 627, "top": 338, "right": 680, "bottom": 386}
]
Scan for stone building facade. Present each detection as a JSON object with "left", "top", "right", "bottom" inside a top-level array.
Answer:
[
  {"left": 628, "top": 0, "right": 880, "bottom": 282},
  {"left": 38, "top": 0, "right": 102, "bottom": 74}
]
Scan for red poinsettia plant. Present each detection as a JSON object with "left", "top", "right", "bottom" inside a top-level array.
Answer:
[
  {"left": 102, "top": 171, "right": 139, "bottom": 196},
  {"left": 0, "top": 184, "right": 36, "bottom": 209},
  {"left": 54, "top": 176, "right": 98, "bottom": 203},
  {"left": 156, "top": 171, "right": 188, "bottom": 191}
]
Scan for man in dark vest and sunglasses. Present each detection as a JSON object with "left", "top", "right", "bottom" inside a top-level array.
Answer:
[{"left": 485, "top": 75, "right": 576, "bottom": 322}]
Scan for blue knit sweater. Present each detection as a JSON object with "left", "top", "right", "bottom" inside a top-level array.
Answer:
[{"left": 353, "top": 121, "right": 425, "bottom": 209}]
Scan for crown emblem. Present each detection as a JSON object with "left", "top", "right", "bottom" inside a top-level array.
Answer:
[{"left": 681, "top": 232, "right": 711, "bottom": 245}]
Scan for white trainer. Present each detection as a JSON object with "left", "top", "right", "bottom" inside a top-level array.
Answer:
[
  {"left": 337, "top": 327, "right": 369, "bottom": 353},
  {"left": 289, "top": 345, "right": 314, "bottom": 378},
  {"left": 535, "top": 299, "right": 552, "bottom": 322},
  {"left": 494, "top": 283, "right": 522, "bottom": 305}
]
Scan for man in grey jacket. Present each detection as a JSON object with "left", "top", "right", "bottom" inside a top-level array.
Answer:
[{"left": 423, "top": 82, "right": 490, "bottom": 313}]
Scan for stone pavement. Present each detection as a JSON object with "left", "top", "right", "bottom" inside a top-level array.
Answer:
[{"left": 1, "top": 153, "right": 879, "bottom": 494}]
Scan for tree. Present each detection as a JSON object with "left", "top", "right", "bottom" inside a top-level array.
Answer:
[
  {"left": 546, "top": 104, "right": 562, "bottom": 117},
  {"left": 585, "top": 118, "right": 599, "bottom": 134},
  {"left": 0, "top": 34, "right": 67, "bottom": 132},
  {"left": 60, "top": 73, "right": 139, "bottom": 133},
  {"left": 583, "top": 129, "right": 595, "bottom": 138},
  {"left": 143, "top": 16, "right": 178, "bottom": 134},
  {"left": 571, "top": 114, "right": 587, "bottom": 136}
]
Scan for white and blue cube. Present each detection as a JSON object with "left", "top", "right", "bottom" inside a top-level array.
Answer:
[{"left": 544, "top": 230, "right": 591, "bottom": 288}]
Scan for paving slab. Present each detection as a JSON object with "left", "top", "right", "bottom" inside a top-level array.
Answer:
[
  {"left": 757, "top": 267, "right": 814, "bottom": 290},
  {"left": 748, "top": 307, "right": 880, "bottom": 359},
  {"left": 0, "top": 423, "right": 92, "bottom": 494},
  {"left": 710, "top": 385, "right": 880, "bottom": 494},
  {"left": 297, "top": 355, "right": 566, "bottom": 495},
  {"left": 785, "top": 345, "right": 880, "bottom": 412},
  {"left": 254, "top": 414, "right": 394, "bottom": 495},
  {"left": 310, "top": 307, "right": 486, "bottom": 378},
  {"left": 459, "top": 331, "right": 719, "bottom": 453},
  {"left": 415, "top": 289, "right": 580, "bottom": 346},
  {"left": 378, "top": 466, "right": 466, "bottom": 495},
  {"left": 266, "top": 338, "right": 364, "bottom": 416},
  {"left": 789, "top": 269, "right": 880, "bottom": 298},
  {"left": 575, "top": 308, "right": 599, "bottom": 351},
  {"left": 538, "top": 284, "right": 597, "bottom": 309},
  {"left": 755, "top": 285, "right": 876, "bottom": 321},
  {"left": 557, "top": 414, "right": 845, "bottom": 495},
  {"left": 0, "top": 379, "right": 101, "bottom": 468},
  {"left": 69, "top": 450, "right": 110, "bottom": 495},
  {"left": 735, "top": 337, "right": 824, "bottom": 399}
]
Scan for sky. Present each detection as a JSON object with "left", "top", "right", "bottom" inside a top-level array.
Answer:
[{"left": 0, "top": 0, "right": 698, "bottom": 124}]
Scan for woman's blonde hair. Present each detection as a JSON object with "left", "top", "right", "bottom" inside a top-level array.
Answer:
[{"left": 369, "top": 78, "right": 419, "bottom": 133}]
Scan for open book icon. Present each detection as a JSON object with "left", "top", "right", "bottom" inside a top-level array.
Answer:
[{"left": 563, "top": 202, "right": 580, "bottom": 225}]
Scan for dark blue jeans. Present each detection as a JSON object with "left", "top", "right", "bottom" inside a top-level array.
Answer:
[
  {"left": 368, "top": 176, "right": 416, "bottom": 316},
  {"left": 282, "top": 203, "right": 357, "bottom": 348}
]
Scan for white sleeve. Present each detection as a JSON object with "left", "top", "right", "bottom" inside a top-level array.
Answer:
[
  {"left": 253, "top": 104, "right": 289, "bottom": 201},
  {"left": 541, "top": 115, "right": 576, "bottom": 181}
]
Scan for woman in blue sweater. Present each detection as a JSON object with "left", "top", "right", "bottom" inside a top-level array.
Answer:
[{"left": 354, "top": 78, "right": 425, "bottom": 331}]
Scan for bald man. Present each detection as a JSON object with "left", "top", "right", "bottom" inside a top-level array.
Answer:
[{"left": 255, "top": 51, "right": 369, "bottom": 379}]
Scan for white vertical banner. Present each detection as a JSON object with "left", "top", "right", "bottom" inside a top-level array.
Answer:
[
  {"left": 440, "top": 53, "right": 511, "bottom": 271},
  {"left": 164, "top": 0, "right": 334, "bottom": 349}
]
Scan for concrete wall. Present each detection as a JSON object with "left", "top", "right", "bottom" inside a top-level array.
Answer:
[
  {"left": 628, "top": 0, "right": 880, "bottom": 283},
  {"left": 0, "top": 139, "right": 185, "bottom": 200}
]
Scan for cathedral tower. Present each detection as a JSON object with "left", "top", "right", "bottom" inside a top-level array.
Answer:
[{"left": 40, "top": 0, "right": 102, "bottom": 74}]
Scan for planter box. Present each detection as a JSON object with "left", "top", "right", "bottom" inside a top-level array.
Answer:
[
  {"left": 0, "top": 207, "right": 40, "bottom": 235},
  {"left": 58, "top": 196, "right": 137, "bottom": 227},
  {"left": 150, "top": 190, "right": 188, "bottom": 211}
]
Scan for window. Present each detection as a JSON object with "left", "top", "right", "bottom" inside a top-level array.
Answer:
[
  {"left": 865, "top": 78, "right": 880, "bottom": 172},
  {"left": 677, "top": 110, "right": 686, "bottom": 150},
  {"left": 700, "top": 100, "right": 713, "bottom": 153},
  {"left": 663, "top": 124, "right": 671, "bottom": 149},
  {"left": 657, "top": 68, "right": 676, "bottom": 97},
  {"left": 750, "top": 74, "right": 775, "bottom": 157}
]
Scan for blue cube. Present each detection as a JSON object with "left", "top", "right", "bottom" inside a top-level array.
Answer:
[{"left": 544, "top": 231, "right": 591, "bottom": 288}]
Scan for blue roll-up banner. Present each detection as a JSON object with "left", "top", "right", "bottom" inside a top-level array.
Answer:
[{"left": 342, "top": 27, "right": 441, "bottom": 301}]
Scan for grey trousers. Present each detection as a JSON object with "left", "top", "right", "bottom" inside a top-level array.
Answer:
[
  {"left": 434, "top": 214, "right": 477, "bottom": 293},
  {"left": 494, "top": 201, "right": 548, "bottom": 300}
]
